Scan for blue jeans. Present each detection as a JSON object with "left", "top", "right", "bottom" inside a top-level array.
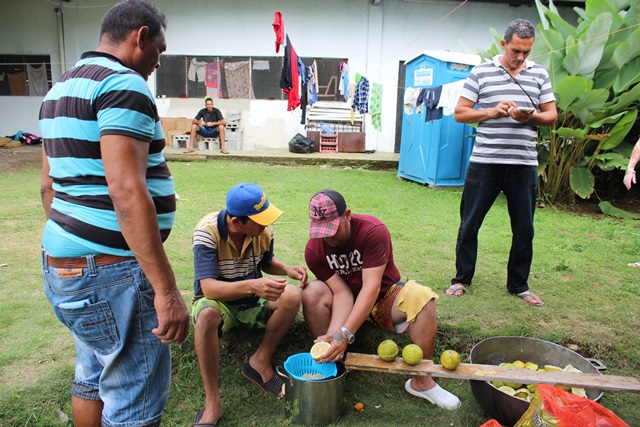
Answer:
[
  {"left": 451, "top": 163, "right": 537, "bottom": 295},
  {"left": 42, "top": 252, "right": 170, "bottom": 427}
]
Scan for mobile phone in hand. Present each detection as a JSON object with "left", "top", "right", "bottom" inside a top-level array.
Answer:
[{"left": 519, "top": 107, "right": 535, "bottom": 113}]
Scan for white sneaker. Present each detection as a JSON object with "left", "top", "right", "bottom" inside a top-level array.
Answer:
[{"left": 405, "top": 379, "right": 461, "bottom": 410}]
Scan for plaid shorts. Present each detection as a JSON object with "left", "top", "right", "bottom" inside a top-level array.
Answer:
[
  {"left": 192, "top": 297, "right": 272, "bottom": 334},
  {"left": 370, "top": 281, "right": 438, "bottom": 332}
]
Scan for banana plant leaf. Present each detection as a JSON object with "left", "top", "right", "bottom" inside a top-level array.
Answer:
[
  {"left": 613, "top": 57, "right": 640, "bottom": 94},
  {"left": 570, "top": 167, "right": 595, "bottom": 199},
  {"left": 599, "top": 201, "right": 640, "bottom": 219},
  {"left": 563, "top": 13, "right": 612, "bottom": 78},
  {"left": 586, "top": 152, "right": 627, "bottom": 170},
  {"left": 611, "top": 27, "right": 640, "bottom": 69},
  {"left": 598, "top": 108, "right": 637, "bottom": 150},
  {"left": 585, "top": 0, "right": 624, "bottom": 29},
  {"left": 601, "top": 82, "right": 640, "bottom": 117},
  {"left": 555, "top": 127, "right": 586, "bottom": 139},
  {"left": 555, "top": 76, "right": 587, "bottom": 111},
  {"left": 570, "top": 89, "right": 609, "bottom": 124}
]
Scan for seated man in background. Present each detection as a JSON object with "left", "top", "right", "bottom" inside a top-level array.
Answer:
[
  {"left": 302, "top": 189, "right": 461, "bottom": 411},
  {"left": 190, "top": 183, "right": 307, "bottom": 426},
  {"left": 185, "top": 95, "right": 228, "bottom": 154}
]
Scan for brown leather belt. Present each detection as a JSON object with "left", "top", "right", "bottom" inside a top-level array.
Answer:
[{"left": 47, "top": 255, "right": 136, "bottom": 269}]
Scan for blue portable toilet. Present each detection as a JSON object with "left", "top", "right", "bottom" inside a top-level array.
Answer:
[{"left": 398, "top": 50, "right": 481, "bottom": 186}]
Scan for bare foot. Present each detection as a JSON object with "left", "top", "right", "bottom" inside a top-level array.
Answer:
[
  {"left": 184, "top": 149, "right": 195, "bottom": 154},
  {"left": 220, "top": 148, "right": 229, "bottom": 154}
]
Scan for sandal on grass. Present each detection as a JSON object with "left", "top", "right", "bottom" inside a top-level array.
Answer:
[
  {"left": 446, "top": 284, "right": 466, "bottom": 298},
  {"left": 516, "top": 290, "right": 544, "bottom": 306},
  {"left": 242, "top": 363, "right": 284, "bottom": 397},
  {"left": 628, "top": 262, "right": 640, "bottom": 269},
  {"left": 193, "top": 410, "right": 222, "bottom": 427}
]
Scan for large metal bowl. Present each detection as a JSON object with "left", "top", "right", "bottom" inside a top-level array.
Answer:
[{"left": 469, "top": 336, "right": 604, "bottom": 426}]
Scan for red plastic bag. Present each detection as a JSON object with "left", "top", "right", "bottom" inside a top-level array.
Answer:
[
  {"left": 480, "top": 420, "right": 505, "bottom": 427},
  {"left": 515, "top": 384, "right": 630, "bottom": 427}
]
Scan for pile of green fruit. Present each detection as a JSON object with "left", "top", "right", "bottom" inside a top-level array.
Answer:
[{"left": 489, "top": 360, "right": 587, "bottom": 401}]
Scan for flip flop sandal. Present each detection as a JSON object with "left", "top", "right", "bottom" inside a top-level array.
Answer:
[
  {"left": 242, "top": 363, "right": 284, "bottom": 397},
  {"left": 446, "top": 284, "right": 466, "bottom": 298},
  {"left": 193, "top": 410, "right": 222, "bottom": 427},
  {"left": 516, "top": 290, "right": 544, "bottom": 306}
]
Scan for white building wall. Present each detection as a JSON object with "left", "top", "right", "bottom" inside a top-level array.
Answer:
[{"left": 0, "top": 0, "right": 575, "bottom": 151}]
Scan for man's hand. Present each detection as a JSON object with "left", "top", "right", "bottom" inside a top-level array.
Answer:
[
  {"left": 493, "top": 101, "right": 516, "bottom": 119},
  {"left": 624, "top": 172, "right": 636, "bottom": 190},
  {"left": 313, "top": 333, "right": 347, "bottom": 363},
  {"left": 152, "top": 287, "right": 190, "bottom": 345},
  {"left": 287, "top": 265, "right": 308, "bottom": 287},
  {"left": 508, "top": 106, "right": 535, "bottom": 122},
  {"left": 251, "top": 277, "right": 287, "bottom": 301}
]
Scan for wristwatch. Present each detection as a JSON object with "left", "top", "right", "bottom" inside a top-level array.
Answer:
[{"left": 340, "top": 326, "right": 355, "bottom": 344}]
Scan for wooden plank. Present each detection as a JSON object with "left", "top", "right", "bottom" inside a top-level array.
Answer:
[{"left": 344, "top": 353, "right": 640, "bottom": 393}]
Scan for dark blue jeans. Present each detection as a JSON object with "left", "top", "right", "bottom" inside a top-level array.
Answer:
[{"left": 451, "top": 162, "right": 537, "bottom": 295}]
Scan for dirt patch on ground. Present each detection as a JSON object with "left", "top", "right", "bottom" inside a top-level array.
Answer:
[{"left": 0, "top": 145, "right": 42, "bottom": 172}]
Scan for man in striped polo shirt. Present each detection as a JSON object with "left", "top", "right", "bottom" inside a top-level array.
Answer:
[
  {"left": 446, "top": 19, "right": 557, "bottom": 306},
  {"left": 39, "top": 1, "right": 190, "bottom": 426}
]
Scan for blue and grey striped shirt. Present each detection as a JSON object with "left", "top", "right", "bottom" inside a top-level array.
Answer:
[{"left": 39, "top": 51, "right": 175, "bottom": 257}]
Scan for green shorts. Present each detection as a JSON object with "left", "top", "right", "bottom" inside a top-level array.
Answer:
[{"left": 192, "top": 297, "right": 272, "bottom": 334}]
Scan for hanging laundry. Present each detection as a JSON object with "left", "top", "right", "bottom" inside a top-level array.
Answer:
[
  {"left": 420, "top": 86, "right": 443, "bottom": 122},
  {"left": 205, "top": 60, "right": 223, "bottom": 98},
  {"left": 279, "top": 34, "right": 300, "bottom": 111},
  {"left": 299, "top": 62, "right": 310, "bottom": 124},
  {"left": 26, "top": 63, "right": 48, "bottom": 96},
  {"left": 188, "top": 58, "right": 207, "bottom": 83},
  {"left": 307, "top": 63, "right": 318, "bottom": 107},
  {"left": 437, "top": 79, "right": 465, "bottom": 116},
  {"left": 369, "top": 82, "right": 383, "bottom": 131},
  {"left": 225, "top": 61, "right": 253, "bottom": 99},
  {"left": 350, "top": 84, "right": 356, "bottom": 124},
  {"left": 310, "top": 61, "right": 319, "bottom": 106},
  {"left": 352, "top": 75, "right": 369, "bottom": 114},
  {"left": 272, "top": 11, "right": 285, "bottom": 53},
  {"left": 403, "top": 87, "right": 422, "bottom": 115},
  {"left": 7, "top": 72, "right": 26, "bottom": 96},
  {"left": 339, "top": 62, "right": 350, "bottom": 101}
]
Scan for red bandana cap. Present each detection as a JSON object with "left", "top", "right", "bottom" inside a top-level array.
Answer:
[
  {"left": 309, "top": 189, "right": 347, "bottom": 238},
  {"left": 226, "top": 183, "right": 283, "bottom": 226}
]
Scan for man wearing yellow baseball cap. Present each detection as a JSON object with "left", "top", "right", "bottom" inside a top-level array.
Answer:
[{"left": 190, "top": 183, "right": 307, "bottom": 426}]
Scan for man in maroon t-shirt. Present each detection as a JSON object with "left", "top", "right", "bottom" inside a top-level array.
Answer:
[{"left": 302, "top": 189, "right": 461, "bottom": 410}]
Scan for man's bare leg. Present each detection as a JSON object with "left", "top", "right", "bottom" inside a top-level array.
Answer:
[
  {"left": 194, "top": 307, "right": 224, "bottom": 425},
  {"left": 247, "top": 285, "right": 300, "bottom": 396},
  {"left": 72, "top": 396, "right": 103, "bottom": 427},
  {"left": 185, "top": 123, "right": 198, "bottom": 153},
  {"left": 218, "top": 125, "right": 228, "bottom": 154},
  {"left": 301, "top": 280, "right": 332, "bottom": 338}
]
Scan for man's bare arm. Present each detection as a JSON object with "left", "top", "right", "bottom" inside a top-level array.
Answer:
[{"left": 101, "top": 134, "right": 189, "bottom": 345}]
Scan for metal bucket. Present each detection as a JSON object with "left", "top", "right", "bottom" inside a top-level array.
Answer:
[
  {"left": 276, "top": 363, "right": 346, "bottom": 426},
  {"left": 469, "top": 336, "right": 606, "bottom": 427}
]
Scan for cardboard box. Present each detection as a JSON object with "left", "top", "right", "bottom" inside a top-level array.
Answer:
[{"left": 161, "top": 117, "right": 192, "bottom": 146}]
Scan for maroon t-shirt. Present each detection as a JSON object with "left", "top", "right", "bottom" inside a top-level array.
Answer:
[{"left": 305, "top": 214, "right": 400, "bottom": 301}]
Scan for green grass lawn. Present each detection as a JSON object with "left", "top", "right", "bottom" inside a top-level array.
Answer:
[{"left": 0, "top": 158, "right": 639, "bottom": 426}]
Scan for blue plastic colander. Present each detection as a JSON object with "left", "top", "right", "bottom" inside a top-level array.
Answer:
[{"left": 283, "top": 353, "right": 337, "bottom": 381}]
